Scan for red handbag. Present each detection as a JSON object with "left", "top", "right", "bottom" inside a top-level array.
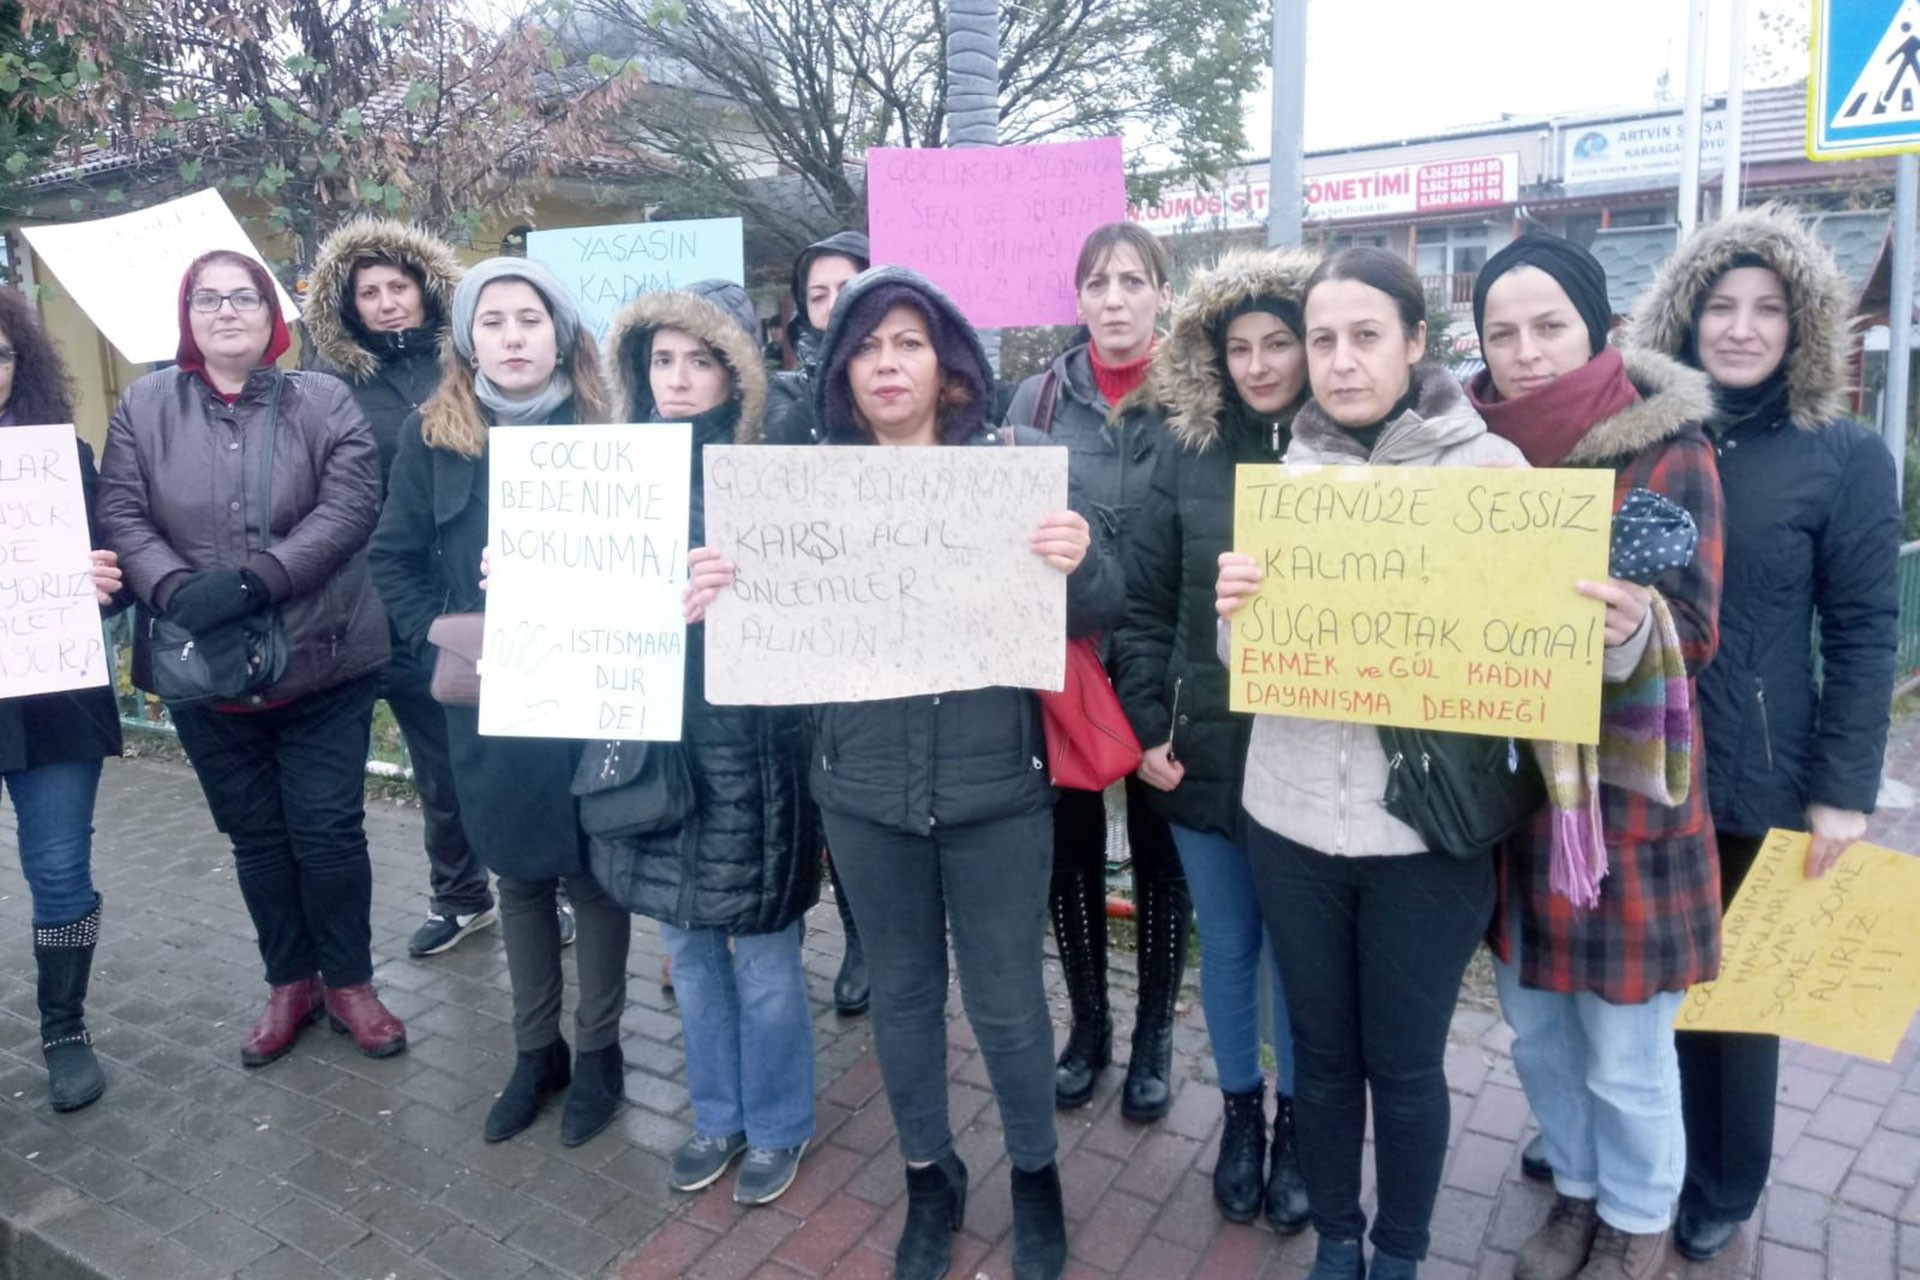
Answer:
[{"left": 1037, "top": 634, "right": 1143, "bottom": 791}]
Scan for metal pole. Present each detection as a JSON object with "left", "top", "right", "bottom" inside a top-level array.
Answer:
[
  {"left": 1268, "top": 0, "right": 1307, "bottom": 248},
  {"left": 1723, "top": 0, "right": 1747, "bottom": 214},
  {"left": 1887, "top": 155, "right": 1917, "bottom": 499},
  {"left": 1677, "top": 0, "right": 1710, "bottom": 239}
]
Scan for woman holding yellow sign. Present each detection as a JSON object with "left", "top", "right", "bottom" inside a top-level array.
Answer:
[
  {"left": 1631, "top": 206, "right": 1900, "bottom": 1264},
  {"left": 1467, "top": 233, "right": 1725, "bottom": 1280},
  {"left": 1214, "top": 247, "right": 1523, "bottom": 1280}
]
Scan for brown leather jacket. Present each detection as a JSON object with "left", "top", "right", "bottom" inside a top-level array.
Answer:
[{"left": 98, "top": 366, "right": 389, "bottom": 704}]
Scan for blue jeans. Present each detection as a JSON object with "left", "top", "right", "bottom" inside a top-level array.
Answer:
[
  {"left": 3, "top": 759, "right": 104, "bottom": 926},
  {"left": 1169, "top": 823, "right": 1292, "bottom": 1095},
  {"left": 1495, "top": 944, "right": 1686, "bottom": 1234},
  {"left": 660, "top": 920, "right": 816, "bottom": 1150}
]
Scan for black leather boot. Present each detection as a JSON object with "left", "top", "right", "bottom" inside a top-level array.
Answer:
[
  {"left": 561, "top": 1043, "right": 625, "bottom": 1146},
  {"left": 35, "top": 899, "right": 105, "bottom": 1113},
  {"left": 1265, "top": 1090, "right": 1310, "bottom": 1234},
  {"left": 484, "top": 1036, "right": 571, "bottom": 1142},
  {"left": 1121, "top": 874, "right": 1189, "bottom": 1122},
  {"left": 1049, "top": 861, "right": 1110, "bottom": 1109},
  {"left": 1307, "top": 1235, "right": 1366, "bottom": 1280},
  {"left": 827, "top": 853, "right": 869, "bottom": 1016},
  {"left": 1214, "top": 1084, "right": 1267, "bottom": 1222},
  {"left": 896, "top": 1152, "right": 967, "bottom": 1280},
  {"left": 1010, "top": 1162, "right": 1068, "bottom": 1280}
]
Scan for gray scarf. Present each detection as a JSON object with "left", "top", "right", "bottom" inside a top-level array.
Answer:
[
  {"left": 451, "top": 256, "right": 583, "bottom": 424},
  {"left": 476, "top": 369, "right": 575, "bottom": 425}
]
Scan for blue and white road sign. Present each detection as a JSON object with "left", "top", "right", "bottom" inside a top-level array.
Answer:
[{"left": 1811, "top": 0, "right": 1920, "bottom": 160}]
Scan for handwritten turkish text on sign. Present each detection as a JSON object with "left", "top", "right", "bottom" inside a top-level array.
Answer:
[
  {"left": 867, "top": 138, "right": 1127, "bottom": 328},
  {"left": 482, "top": 424, "right": 691, "bottom": 741},
  {"left": 1229, "top": 465, "right": 1611, "bottom": 743},
  {"left": 0, "top": 425, "right": 109, "bottom": 699},
  {"left": 526, "top": 218, "right": 746, "bottom": 343},
  {"left": 702, "top": 445, "right": 1068, "bottom": 705},
  {"left": 1677, "top": 829, "right": 1920, "bottom": 1062}
]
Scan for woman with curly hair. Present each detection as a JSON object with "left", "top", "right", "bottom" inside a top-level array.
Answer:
[{"left": 0, "top": 287, "right": 128, "bottom": 1112}]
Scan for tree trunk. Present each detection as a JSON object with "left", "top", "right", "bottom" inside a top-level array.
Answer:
[{"left": 944, "top": 0, "right": 1001, "bottom": 373}]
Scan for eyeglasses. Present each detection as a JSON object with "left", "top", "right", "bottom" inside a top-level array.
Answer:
[{"left": 189, "top": 289, "right": 267, "bottom": 314}]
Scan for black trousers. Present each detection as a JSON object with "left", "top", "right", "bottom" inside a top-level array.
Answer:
[
  {"left": 1248, "top": 824, "right": 1494, "bottom": 1261},
  {"left": 379, "top": 670, "right": 492, "bottom": 916},
  {"left": 172, "top": 674, "right": 380, "bottom": 988},
  {"left": 1677, "top": 830, "right": 1775, "bottom": 1222},
  {"left": 1051, "top": 777, "right": 1182, "bottom": 885},
  {"left": 824, "top": 806, "right": 1059, "bottom": 1171}
]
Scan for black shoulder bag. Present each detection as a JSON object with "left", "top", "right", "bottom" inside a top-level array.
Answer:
[
  {"left": 1378, "top": 726, "right": 1544, "bottom": 860},
  {"left": 147, "top": 375, "right": 291, "bottom": 705}
]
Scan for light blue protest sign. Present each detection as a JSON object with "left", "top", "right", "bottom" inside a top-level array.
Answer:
[{"left": 527, "top": 217, "right": 746, "bottom": 340}]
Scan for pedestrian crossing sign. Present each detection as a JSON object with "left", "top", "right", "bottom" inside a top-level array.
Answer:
[{"left": 1812, "top": 0, "right": 1920, "bottom": 159}]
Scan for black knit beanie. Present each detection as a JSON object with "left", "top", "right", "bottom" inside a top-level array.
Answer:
[
  {"left": 1472, "top": 233, "right": 1613, "bottom": 356},
  {"left": 1212, "top": 293, "right": 1305, "bottom": 357}
]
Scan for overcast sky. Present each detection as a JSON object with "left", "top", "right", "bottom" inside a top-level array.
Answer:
[{"left": 1243, "top": 0, "right": 1808, "bottom": 155}]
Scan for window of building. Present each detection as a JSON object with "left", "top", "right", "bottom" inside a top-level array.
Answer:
[{"left": 1416, "top": 224, "right": 1491, "bottom": 309}]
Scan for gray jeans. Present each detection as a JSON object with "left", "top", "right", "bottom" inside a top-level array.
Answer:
[
  {"left": 822, "top": 807, "right": 1058, "bottom": 1171},
  {"left": 498, "top": 872, "right": 631, "bottom": 1053}
]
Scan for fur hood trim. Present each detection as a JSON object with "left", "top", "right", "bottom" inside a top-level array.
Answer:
[
  {"left": 1623, "top": 203, "right": 1852, "bottom": 430},
  {"left": 1559, "top": 348, "right": 1718, "bottom": 465},
  {"left": 304, "top": 218, "right": 465, "bottom": 380},
  {"left": 604, "top": 288, "right": 767, "bottom": 442},
  {"left": 1126, "top": 247, "right": 1320, "bottom": 449}
]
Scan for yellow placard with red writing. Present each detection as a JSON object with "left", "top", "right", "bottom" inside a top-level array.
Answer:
[
  {"left": 1676, "top": 829, "right": 1920, "bottom": 1062},
  {"left": 1228, "top": 464, "right": 1610, "bottom": 743}
]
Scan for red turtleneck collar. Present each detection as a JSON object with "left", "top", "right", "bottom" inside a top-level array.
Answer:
[{"left": 1089, "top": 342, "right": 1153, "bottom": 407}]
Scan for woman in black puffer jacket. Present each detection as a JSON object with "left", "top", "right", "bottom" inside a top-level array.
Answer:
[{"left": 596, "top": 280, "right": 821, "bottom": 1207}]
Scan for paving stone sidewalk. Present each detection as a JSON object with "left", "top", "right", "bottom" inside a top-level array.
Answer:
[{"left": 4, "top": 718, "right": 1920, "bottom": 1280}]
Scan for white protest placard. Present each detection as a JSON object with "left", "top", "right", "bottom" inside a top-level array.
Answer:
[
  {"left": 526, "top": 218, "right": 746, "bottom": 343},
  {"left": 0, "top": 425, "right": 109, "bottom": 698},
  {"left": 481, "top": 424, "right": 692, "bottom": 741},
  {"left": 19, "top": 189, "right": 299, "bottom": 365},
  {"left": 702, "top": 444, "right": 1069, "bottom": 705}
]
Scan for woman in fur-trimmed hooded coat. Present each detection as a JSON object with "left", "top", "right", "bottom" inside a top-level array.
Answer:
[
  {"left": 1628, "top": 204, "right": 1900, "bottom": 1260},
  {"left": 1108, "top": 248, "right": 1319, "bottom": 1230}
]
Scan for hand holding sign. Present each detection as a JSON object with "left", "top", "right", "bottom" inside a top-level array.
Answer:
[{"left": 89, "top": 549, "right": 122, "bottom": 606}]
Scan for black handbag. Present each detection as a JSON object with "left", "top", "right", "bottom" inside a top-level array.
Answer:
[
  {"left": 571, "top": 738, "right": 696, "bottom": 839},
  {"left": 146, "top": 375, "right": 291, "bottom": 706},
  {"left": 1378, "top": 726, "right": 1545, "bottom": 860}
]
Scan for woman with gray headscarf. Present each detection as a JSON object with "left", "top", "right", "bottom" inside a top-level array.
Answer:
[{"left": 370, "top": 258, "right": 633, "bottom": 1148}]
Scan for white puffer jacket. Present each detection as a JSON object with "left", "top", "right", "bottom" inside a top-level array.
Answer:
[{"left": 1226, "top": 363, "right": 1527, "bottom": 857}]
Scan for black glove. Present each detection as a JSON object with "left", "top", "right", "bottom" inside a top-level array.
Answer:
[{"left": 166, "top": 569, "right": 268, "bottom": 634}]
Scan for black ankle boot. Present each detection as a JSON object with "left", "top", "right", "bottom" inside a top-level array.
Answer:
[
  {"left": 1010, "top": 1162, "right": 1068, "bottom": 1280},
  {"left": 1307, "top": 1236, "right": 1366, "bottom": 1280},
  {"left": 896, "top": 1152, "right": 967, "bottom": 1280},
  {"left": 561, "top": 1043, "right": 625, "bottom": 1146},
  {"left": 827, "top": 854, "right": 869, "bottom": 1016},
  {"left": 1265, "top": 1090, "right": 1310, "bottom": 1234},
  {"left": 35, "top": 900, "right": 105, "bottom": 1113},
  {"left": 484, "top": 1036, "right": 571, "bottom": 1142},
  {"left": 1213, "top": 1084, "right": 1267, "bottom": 1222},
  {"left": 1122, "top": 875, "right": 1189, "bottom": 1122},
  {"left": 1049, "top": 862, "right": 1110, "bottom": 1109}
]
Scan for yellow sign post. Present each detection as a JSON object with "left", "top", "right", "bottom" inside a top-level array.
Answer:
[
  {"left": 1676, "top": 830, "right": 1920, "bottom": 1062},
  {"left": 1229, "top": 465, "right": 1611, "bottom": 743}
]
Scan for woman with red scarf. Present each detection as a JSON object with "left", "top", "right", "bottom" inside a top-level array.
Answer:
[
  {"left": 1465, "top": 234, "right": 1724, "bottom": 1280},
  {"left": 99, "top": 250, "right": 403, "bottom": 1070}
]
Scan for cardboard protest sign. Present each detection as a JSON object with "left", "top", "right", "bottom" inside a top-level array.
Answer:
[
  {"left": 0, "top": 425, "right": 109, "bottom": 699},
  {"left": 526, "top": 219, "right": 746, "bottom": 342},
  {"left": 19, "top": 189, "right": 298, "bottom": 365},
  {"left": 481, "top": 424, "right": 691, "bottom": 741},
  {"left": 1229, "top": 465, "right": 1611, "bottom": 743},
  {"left": 866, "top": 137, "right": 1127, "bottom": 328},
  {"left": 701, "top": 444, "right": 1068, "bottom": 704},
  {"left": 1677, "top": 829, "right": 1920, "bottom": 1062}
]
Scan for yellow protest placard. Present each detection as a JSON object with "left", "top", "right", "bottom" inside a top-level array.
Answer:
[
  {"left": 1229, "top": 465, "right": 1611, "bottom": 743},
  {"left": 1676, "top": 830, "right": 1920, "bottom": 1063}
]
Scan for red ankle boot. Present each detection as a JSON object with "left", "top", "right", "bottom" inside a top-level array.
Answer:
[
  {"left": 323, "top": 984, "right": 407, "bottom": 1058},
  {"left": 241, "top": 975, "right": 323, "bottom": 1067}
]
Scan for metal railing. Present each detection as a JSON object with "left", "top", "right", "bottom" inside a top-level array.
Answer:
[{"left": 110, "top": 542, "right": 1920, "bottom": 778}]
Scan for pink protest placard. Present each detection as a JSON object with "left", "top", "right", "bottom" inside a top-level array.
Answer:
[{"left": 866, "top": 137, "right": 1127, "bottom": 328}]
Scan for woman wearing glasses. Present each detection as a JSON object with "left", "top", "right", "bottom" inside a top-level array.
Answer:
[{"left": 100, "top": 250, "right": 404, "bottom": 1069}]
